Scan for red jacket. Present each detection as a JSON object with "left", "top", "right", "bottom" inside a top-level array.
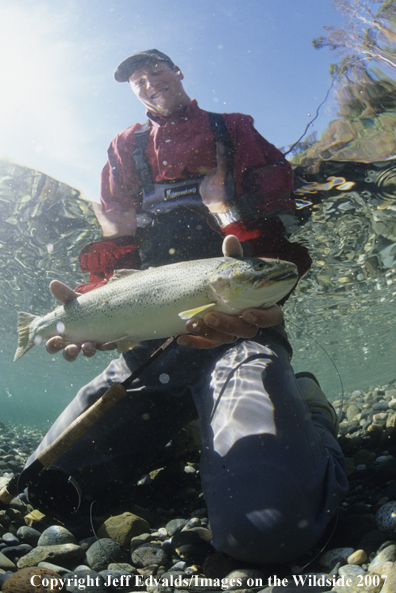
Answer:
[{"left": 77, "top": 100, "right": 311, "bottom": 294}]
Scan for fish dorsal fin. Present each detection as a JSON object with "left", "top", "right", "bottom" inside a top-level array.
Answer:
[
  {"left": 178, "top": 302, "right": 216, "bottom": 320},
  {"left": 108, "top": 269, "right": 141, "bottom": 284}
]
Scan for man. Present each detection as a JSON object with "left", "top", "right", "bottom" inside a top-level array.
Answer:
[{"left": 27, "top": 50, "right": 347, "bottom": 564}]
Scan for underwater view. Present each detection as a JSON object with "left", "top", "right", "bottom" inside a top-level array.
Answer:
[{"left": 1, "top": 0, "right": 396, "bottom": 591}]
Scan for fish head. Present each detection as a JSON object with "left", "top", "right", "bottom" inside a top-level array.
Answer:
[{"left": 209, "top": 257, "right": 299, "bottom": 311}]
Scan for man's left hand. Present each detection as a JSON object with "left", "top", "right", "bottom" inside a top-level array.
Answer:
[{"left": 177, "top": 235, "right": 284, "bottom": 349}]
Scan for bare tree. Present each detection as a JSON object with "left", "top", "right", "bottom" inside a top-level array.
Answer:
[{"left": 313, "top": 0, "right": 396, "bottom": 76}]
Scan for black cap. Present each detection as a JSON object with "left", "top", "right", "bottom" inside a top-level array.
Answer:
[{"left": 114, "top": 49, "right": 175, "bottom": 83}]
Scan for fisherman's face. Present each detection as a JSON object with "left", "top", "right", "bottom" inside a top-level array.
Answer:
[{"left": 129, "top": 61, "right": 190, "bottom": 117}]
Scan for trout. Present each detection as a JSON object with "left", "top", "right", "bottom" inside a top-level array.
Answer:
[{"left": 14, "top": 256, "right": 298, "bottom": 361}]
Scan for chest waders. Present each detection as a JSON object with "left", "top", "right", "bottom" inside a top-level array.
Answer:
[{"left": 132, "top": 113, "right": 235, "bottom": 266}]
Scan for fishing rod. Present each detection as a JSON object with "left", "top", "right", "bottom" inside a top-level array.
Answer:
[{"left": 0, "top": 336, "right": 176, "bottom": 509}]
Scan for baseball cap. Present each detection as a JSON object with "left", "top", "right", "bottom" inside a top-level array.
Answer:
[{"left": 114, "top": 49, "right": 175, "bottom": 83}]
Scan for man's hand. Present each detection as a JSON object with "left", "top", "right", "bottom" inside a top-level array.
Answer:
[
  {"left": 176, "top": 235, "right": 284, "bottom": 349},
  {"left": 92, "top": 201, "right": 137, "bottom": 238},
  {"left": 199, "top": 142, "right": 231, "bottom": 214},
  {"left": 45, "top": 280, "right": 117, "bottom": 362}
]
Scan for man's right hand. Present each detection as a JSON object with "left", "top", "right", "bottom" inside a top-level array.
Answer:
[{"left": 45, "top": 280, "right": 117, "bottom": 362}]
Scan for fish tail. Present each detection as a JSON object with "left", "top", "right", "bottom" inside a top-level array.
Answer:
[{"left": 14, "top": 312, "right": 38, "bottom": 361}]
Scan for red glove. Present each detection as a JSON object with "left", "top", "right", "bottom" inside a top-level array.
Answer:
[{"left": 75, "top": 236, "right": 140, "bottom": 294}]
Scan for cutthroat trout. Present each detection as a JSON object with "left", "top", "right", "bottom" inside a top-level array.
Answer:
[{"left": 14, "top": 256, "right": 298, "bottom": 361}]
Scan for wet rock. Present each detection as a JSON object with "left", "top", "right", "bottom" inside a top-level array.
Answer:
[
  {"left": 63, "top": 569, "right": 107, "bottom": 592},
  {"left": 0, "top": 550, "right": 17, "bottom": 571},
  {"left": 165, "top": 518, "right": 188, "bottom": 536},
  {"left": 171, "top": 529, "right": 213, "bottom": 564},
  {"left": 17, "top": 526, "right": 42, "bottom": 547},
  {"left": 358, "top": 529, "right": 390, "bottom": 555},
  {"left": 375, "top": 501, "right": 396, "bottom": 533},
  {"left": 37, "top": 526, "right": 77, "bottom": 547},
  {"left": 223, "top": 568, "right": 266, "bottom": 590},
  {"left": 381, "top": 560, "right": 396, "bottom": 593},
  {"left": 131, "top": 542, "right": 170, "bottom": 568},
  {"left": 368, "top": 543, "right": 396, "bottom": 569},
  {"left": 1, "top": 566, "right": 65, "bottom": 592},
  {"left": 17, "top": 544, "right": 85, "bottom": 569},
  {"left": 85, "top": 538, "right": 128, "bottom": 572},
  {"left": 319, "top": 546, "right": 354, "bottom": 569},
  {"left": 347, "top": 549, "right": 367, "bottom": 564},
  {"left": 97, "top": 512, "right": 150, "bottom": 548},
  {"left": 2, "top": 532, "right": 20, "bottom": 545}
]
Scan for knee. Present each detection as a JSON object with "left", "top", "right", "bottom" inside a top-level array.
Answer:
[{"left": 209, "top": 501, "right": 323, "bottom": 564}]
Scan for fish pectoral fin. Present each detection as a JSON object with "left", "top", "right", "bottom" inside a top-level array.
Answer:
[
  {"left": 178, "top": 303, "right": 217, "bottom": 320},
  {"left": 108, "top": 269, "right": 141, "bottom": 284},
  {"left": 101, "top": 334, "right": 139, "bottom": 352},
  {"left": 117, "top": 339, "right": 140, "bottom": 353}
]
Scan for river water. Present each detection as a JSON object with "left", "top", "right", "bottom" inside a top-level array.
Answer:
[{"left": 0, "top": 154, "right": 395, "bottom": 426}]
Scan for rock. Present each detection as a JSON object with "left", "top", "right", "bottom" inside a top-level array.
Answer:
[
  {"left": 97, "top": 512, "right": 150, "bottom": 548},
  {"left": 319, "top": 547, "right": 355, "bottom": 568},
  {"left": 373, "top": 412, "right": 389, "bottom": 423},
  {"left": 372, "top": 401, "right": 390, "bottom": 411},
  {"left": 2, "top": 532, "right": 20, "bottom": 545},
  {"left": 1, "top": 544, "right": 32, "bottom": 563},
  {"left": 165, "top": 518, "right": 188, "bottom": 536},
  {"left": 2, "top": 566, "right": 65, "bottom": 592},
  {"left": 347, "top": 549, "right": 367, "bottom": 564},
  {"left": 130, "top": 532, "right": 153, "bottom": 553},
  {"left": 346, "top": 404, "right": 362, "bottom": 421},
  {"left": 0, "top": 550, "right": 17, "bottom": 571},
  {"left": 17, "top": 526, "right": 42, "bottom": 547},
  {"left": 375, "top": 502, "right": 396, "bottom": 533},
  {"left": 223, "top": 568, "right": 266, "bottom": 589},
  {"left": 86, "top": 538, "right": 128, "bottom": 572},
  {"left": 352, "top": 449, "right": 375, "bottom": 466},
  {"left": 368, "top": 543, "right": 396, "bottom": 569},
  {"left": 381, "top": 560, "right": 396, "bottom": 593},
  {"left": 37, "top": 526, "right": 77, "bottom": 547},
  {"left": 17, "top": 544, "right": 84, "bottom": 569},
  {"left": 131, "top": 542, "right": 170, "bottom": 568},
  {"left": 171, "top": 530, "right": 213, "bottom": 564},
  {"left": 202, "top": 552, "right": 241, "bottom": 579},
  {"left": 358, "top": 530, "right": 390, "bottom": 555},
  {"left": 37, "top": 561, "right": 70, "bottom": 575},
  {"left": 63, "top": 569, "right": 107, "bottom": 592}
]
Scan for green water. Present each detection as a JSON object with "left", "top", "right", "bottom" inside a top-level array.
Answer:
[{"left": 0, "top": 156, "right": 395, "bottom": 428}]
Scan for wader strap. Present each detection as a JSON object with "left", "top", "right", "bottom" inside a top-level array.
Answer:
[
  {"left": 132, "top": 112, "right": 234, "bottom": 196},
  {"left": 132, "top": 121, "right": 154, "bottom": 195},
  {"left": 208, "top": 111, "right": 233, "bottom": 170}
]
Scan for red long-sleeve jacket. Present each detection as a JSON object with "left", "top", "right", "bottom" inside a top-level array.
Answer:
[{"left": 77, "top": 100, "right": 311, "bottom": 295}]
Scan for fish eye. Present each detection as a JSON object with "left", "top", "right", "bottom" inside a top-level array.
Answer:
[{"left": 255, "top": 261, "right": 265, "bottom": 270}]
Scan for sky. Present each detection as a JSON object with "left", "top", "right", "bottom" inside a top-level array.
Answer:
[{"left": 0, "top": 0, "right": 343, "bottom": 203}]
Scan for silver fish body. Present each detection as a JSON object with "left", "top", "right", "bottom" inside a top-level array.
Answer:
[{"left": 14, "top": 256, "right": 298, "bottom": 361}]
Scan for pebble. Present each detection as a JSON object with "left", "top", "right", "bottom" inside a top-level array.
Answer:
[
  {"left": 2, "top": 383, "right": 396, "bottom": 591},
  {"left": 96, "top": 511, "right": 150, "bottom": 548},
  {"left": 319, "top": 546, "right": 354, "bottom": 568},
  {"left": 37, "top": 526, "right": 77, "bottom": 547},
  {"left": 375, "top": 501, "right": 396, "bottom": 533},
  {"left": 85, "top": 538, "right": 128, "bottom": 572}
]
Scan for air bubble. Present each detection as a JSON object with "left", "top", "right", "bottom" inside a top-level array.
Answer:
[
  {"left": 56, "top": 322, "right": 65, "bottom": 334},
  {"left": 159, "top": 373, "right": 170, "bottom": 384}
]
